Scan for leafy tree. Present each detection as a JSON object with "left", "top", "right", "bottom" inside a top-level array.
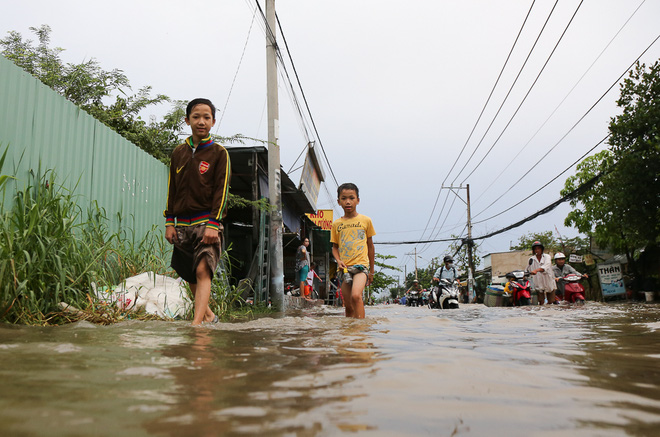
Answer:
[
  {"left": 509, "top": 231, "right": 588, "bottom": 255},
  {"left": 562, "top": 61, "right": 660, "bottom": 272},
  {"left": 404, "top": 266, "right": 435, "bottom": 291},
  {"left": 510, "top": 231, "right": 557, "bottom": 252},
  {"left": 0, "top": 25, "right": 180, "bottom": 162},
  {"left": 366, "top": 253, "right": 401, "bottom": 304},
  {"left": 447, "top": 235, "right": 481, "bottom": 278}
]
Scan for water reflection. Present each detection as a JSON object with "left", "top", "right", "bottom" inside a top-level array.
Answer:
[
  {"left": 142, "top": 313, "right": 383, "bottom": 436},
  {"left": 1, "top": 304, "right": 660, "bottom": 436},
  {"left": 556, "top": 304, "right": 660, "bottom": 436}
]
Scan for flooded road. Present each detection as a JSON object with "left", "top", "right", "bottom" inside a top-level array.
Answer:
[{"left": 1, "top": 302, "right": 659, "bottom": 436}]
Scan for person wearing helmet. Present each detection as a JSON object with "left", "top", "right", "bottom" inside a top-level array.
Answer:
[
  {"left": 406, "top": 279, "right": 423, "bottom": 294},
  {"left": 552, "top": 252, "right": 588, "bottom": 299},
  {"left": 525, "top": 241, "right": 557, "bottom": 305},
  {"left": 433, "top": 255, "right": 458, "bottom": 284}
]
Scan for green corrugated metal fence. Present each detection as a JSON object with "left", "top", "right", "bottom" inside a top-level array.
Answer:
[{"left": 0, "top": 55, "right": 168, "bottom": 240}]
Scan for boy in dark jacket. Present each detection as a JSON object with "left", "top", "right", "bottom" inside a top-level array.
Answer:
[{"left": 164, "top": 98, "right": 231, "bottom": 325}]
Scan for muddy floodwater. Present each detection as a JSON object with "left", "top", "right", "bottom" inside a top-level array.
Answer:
[{"left": 1, "top": 302, "right": 660, "bottom": 436}]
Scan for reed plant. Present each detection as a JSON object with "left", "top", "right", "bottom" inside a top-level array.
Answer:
[
  {"left": 182, "top": 249, "right": 272, "bottom": 321},
  {"left": 0, "top": 169, "right": 105, "bottom": 324},
  {"left": 0, "top": 146, "right": 271, "bottom": 325},
  {"left": 0, "top": 162, "right": 168, "bottom": 324}
]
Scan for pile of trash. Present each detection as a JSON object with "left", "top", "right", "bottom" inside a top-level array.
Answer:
[{"left": 92, "top": 272, "right": 191, "bottom": 319}]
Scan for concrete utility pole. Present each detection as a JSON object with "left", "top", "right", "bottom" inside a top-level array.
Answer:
[
  {"left": 266, "top": 0, "right": 284, "bottom": 311},
  {"left": 466, "top": 184, "right": 475, "bottom": 303},
  {"left": 404, "top": 250, "right": 419, "bottom": 280},
  {"left": 414, "top": 247, "right": 418, "bottom": 280},
  {"left": 443, "top": 184, "right": 476, "bottom": 303}
]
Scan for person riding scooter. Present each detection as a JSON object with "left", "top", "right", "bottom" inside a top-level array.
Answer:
[
  {"left": 553, "top": 253, "right": 588, "bottom": 302},
  {"left": 406, "top": 279, "right": 423, "bottom": 307},
  {"left": 432, "top": 255, "right": 461, "bottom": 300}
]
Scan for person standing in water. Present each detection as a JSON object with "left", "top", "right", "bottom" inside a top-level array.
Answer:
[
  {"left": 330, "top": 183, "right": 376, "bottom": 319},
  {"left": 164, "top": 98, "right": 231, "bottom": 325}
]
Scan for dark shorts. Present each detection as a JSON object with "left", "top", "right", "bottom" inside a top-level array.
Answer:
[{"left": 171, "top": 224, "right": 222, "bottom": 284}]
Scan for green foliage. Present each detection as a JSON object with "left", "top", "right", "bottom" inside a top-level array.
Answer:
[
  {"left": 181, "top": 249, "right": 271, "bottom": 321},
  {"left": 0, "top": 25, "right": 182, "bottom": 162},
  {"left": 365, "top": 253, "right": 401, "bottom": 304},
  {"left": 405, "top": 265, "right": 435, "bottom": 291},
  {"left": 509, "top": 231, "right": 589, "bottom": 255},
  {"left": 0, "top": 146, "right": 14, "bottom": 190},
  {"left": 562, "top": 60, "right": 660, "bottom": 260},
  {"left": 227, "top": 193, "right": 271, "bottom": 212},
  {"left": 0, "top": 167, "right": 170, "bottom": 324},
  {"left": 447, "top": 235, "right": 481, "bottom": 274},
  {"left": 607, "top": 60, "right": 660, "bottom": 245}
]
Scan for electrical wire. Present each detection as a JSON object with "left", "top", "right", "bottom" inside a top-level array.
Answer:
[
  {"left": 459, "top": 0, "right": 584, "bottom": 184},
  {"left": 252, "top": 1, "right": 340, "bottom": 187},
  {"left": 450, "top": 0, "right": 561, "bottom": 184},
  {"left": 471, "top": 163, "right": 615, "bottom": 242},
  {"left": 254, "top": 2, "right": 314, "bottom": 144},
  {"left": 472, "top": 0, "right": 647, "bottom": 205},
  {"left": 471, "top": 31, "right": 660, "bottom": 219},
  {"left": 417, "top": 0, "right": 537, "bottom": 247},
  {"left": 442, "top": 0, "right": 537, "bottom": 187},
  {"left": 275, "top": 11, "right": 339, "bottom": 186},
  {"left": 472, "top": 134, "right": 609, "bottom": 225},
  {"left": 215, "top": 6, "right": 257, "bottom": 131},
  {"left": 375, "top": 159, "right": 612, "bottom": 246}
]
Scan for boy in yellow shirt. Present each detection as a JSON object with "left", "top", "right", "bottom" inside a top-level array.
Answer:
[{"left": 330, "top": 183, "right": 376, "bottom": 319}]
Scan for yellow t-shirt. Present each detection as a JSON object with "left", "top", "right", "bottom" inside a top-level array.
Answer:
[{"left": 330, "top": 214, "right": 376, "bottom": 267}]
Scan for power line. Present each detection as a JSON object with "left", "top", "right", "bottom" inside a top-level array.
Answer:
[
  {"left": 471, "top": 31, "right": 660, "bottom": 219},
  {"left": 472, "top": 0, "right": 647, "bottom": 205},
  {"left": 216, "top": 6, "right": 257, "bottom": 131},
  {"left": 251, "top": 1, "right": 340, "bottom": 196},
  {"left": 473, "top": 134, "right": 609, "bottom": 225},
  {"left": 376, "top": 159, "right": 614, "bottom": 246},
  {"left": 442, "top": 0, "right": 537, "bottom": 187},
  {"left": 450, "top": 0, "right": 561, "bottom": 184},
  {"left": 459, "top": 0, "right": 585, "bottom": 184},
  {"left": 418, "top": 0, "right": 537, "bottom": 246},
  {"left": 472, "top": 164, "right": 614, "bottom": 241},
  {"left": 275, "top": 11, "right": 339, "bottom": 186}
]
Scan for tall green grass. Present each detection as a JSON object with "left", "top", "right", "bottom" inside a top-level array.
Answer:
[
  {"left": 0, "top": 145, "right": 271, "bottom": 325},
  {"left": 0, "top": 167, "right": 168, "bottom": 324}
]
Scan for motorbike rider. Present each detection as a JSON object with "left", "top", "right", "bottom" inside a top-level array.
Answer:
[
  {"left": 406, "top": 279, "right": 423, "bottom": 295},
  {"left": 406, "top": 279, "right": 423, "bottom": 305},
  {"left": 552, "top": 252, "right": 588, "bottom": 299},
  {"left": 433, "top": 256, "right": 458, "bottom": 283},
  {"left": 433, "top": 255, "right": 461, "bottom": 300},
  {"left": 525, "top": 241, "right": 557, "bottom": 305}
]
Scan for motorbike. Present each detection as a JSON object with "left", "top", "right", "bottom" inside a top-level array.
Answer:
[
  {"left": 429, "top": 279, "right": 460, "bottom": 309},
  {"left": 284, "top": 283, "right": 295, "bottom": 296},
  {"left": 507, "top": 270, "right": 532, "bottom": 306},
  {"left": 406, "top": 289, "right": 422, "bottom": 307},
  {"left": 560, "top": 273, "right": 586, "bottom": 304}
]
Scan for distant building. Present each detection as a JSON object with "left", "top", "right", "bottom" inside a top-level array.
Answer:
[{"left": 480, "top": 250, "right": 540, "bottom": 285}]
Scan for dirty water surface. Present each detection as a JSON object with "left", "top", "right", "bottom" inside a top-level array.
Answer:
[{"left": 1, "top": 302, "right": 659, "bottom": 436}]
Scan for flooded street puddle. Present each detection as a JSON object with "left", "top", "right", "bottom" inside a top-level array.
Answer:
[{"left": 1, "top": 303, "right": 659, "bottom": 436}]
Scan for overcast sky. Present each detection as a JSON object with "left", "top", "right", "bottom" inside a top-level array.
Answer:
[{"left": 2, "top": 0, "right": 659, "bottom": 277}]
